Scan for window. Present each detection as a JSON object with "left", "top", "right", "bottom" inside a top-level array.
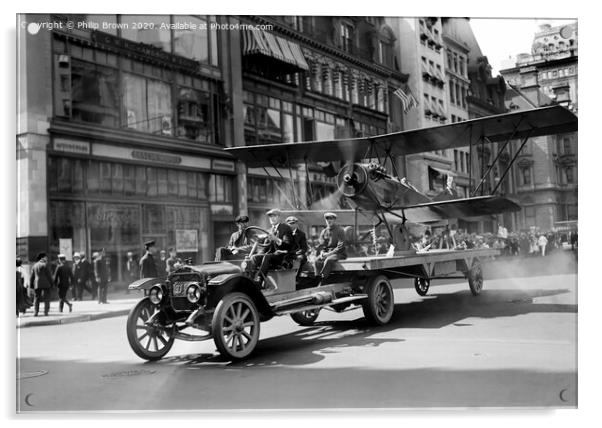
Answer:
[
  {"left": 173, "top": 15, "right": 213, "bottom": 64},
  {"left": 120, "top": 15, "right": 172, "bottom": 52},
  {"left": 453, "top": 53, "right": 458, "bottom": 73},
  {"left": 123, "top": 73, "right": 173, "bottom": 135},
  {"left": 563, "top": 138, "right": 572, "bottom": 154},
  {"left": 209, "top": 174, "right": 234, "bottom": 202},
  {"left": 449, "top": 82, "right": 455, "bottom": 104},
  {"left": 520, "top": 167, "right": 532, "bottom": 186},
  {"left": 341, "top": 22, "right": 354, "bottom": 53},
  {"left": 176, "top": 87, "right": 214, "bottom": 143},
  {"left": 565, "top": 167, "right": 574, "bottom": 184},
  {"left": 70, "top": 60, "right": 119, "bottom": 126},
  {"left": 378, "top": 40, "right": 393, "bottom": 67}
]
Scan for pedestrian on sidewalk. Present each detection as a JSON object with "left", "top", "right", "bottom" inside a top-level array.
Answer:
[
  {"left": 54, "top": 254, "right": 73, "bottom": 313},
  {"left": 72, "top": 252, "right": 92, "bottom": 301},
  {"left": 29, "top": 252, "right": 54, "bottom": 317},
  {"left": 94, "top": 249, "right": 110, "bottom": 304},
  {"left": 140, "top": 240, "right": 159, "bottom": 279},
  {"left": 16, "top": 257, "right": 32, "bottom": 316},
  {"left": 125, "top": 251, "right": 138, "bottom": 294}
]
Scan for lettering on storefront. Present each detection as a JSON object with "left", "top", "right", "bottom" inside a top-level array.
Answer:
[
  {"left": 131, "top": 150, "right": 182, "bottom": 165},
  {"left": 211, "top": 159, "right": 236, "bottom": 172},
  {"left": 211, "top": 204, "right": 234, "bottom": 216},
  {"left": 54, "top": 139, "right": 91, "bottom": 154}
]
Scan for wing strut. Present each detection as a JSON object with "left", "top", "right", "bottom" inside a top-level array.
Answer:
[
  {"left": 492, "top": 127, "right": 535, "bottom": 194},
  {"left": 473, "top": 114, "right": 526, "bottom": 196}
]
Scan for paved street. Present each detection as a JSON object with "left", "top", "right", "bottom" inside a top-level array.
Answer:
[{"left": 16, "top": 255, "right": 577, "bottom": 411}]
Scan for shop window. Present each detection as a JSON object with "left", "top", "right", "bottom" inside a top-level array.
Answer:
[
  {"left": 157, "top": 169, "right": 168, "bottom": 196},
  {"left": 168, "top": 169, "right": 179, "bottom": 196},
  {"left": 146, "top": 168, "right": 158, "bottom": 197},
  {"left": 123, "top": 164, "right": 136, "bottom": 195},
  {"left": 49, "top": 200, "right": 87, "bottom": 258},
  {"left": 142, "top": 204, "right": 165, "bottom": 234},
  {"left": 89, "top": 203, "right": 141, "bottom": 248},
  {"left": 174, "top": 15, "right": 209, "bottom": 63},
  {"left": 120, "top": 15, "right": 172, "bottom": 53},
  {"left": 70, "top": 60, "right": 119, "bottom": 126},
  {"left": 135, "top": 166, "right": 146, "bottom": 195},
  {"left": 112, "top": 163, "right": 124, "bottom": 194},
  {"left": 99, "top": 162, "right": 112, "bottom": 193}
]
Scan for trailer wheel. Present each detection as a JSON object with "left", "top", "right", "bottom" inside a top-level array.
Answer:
[
  {"left": 468, "top": 259, "right": 484, "bottom": 296},
  {"left": 414, "top": 277, "right": 430, "bottom": 296},
  {"left": 362, "top": 275, "right": 394, "bottom": 325},
  {"left": 290, "top": 309, "right": 320, "bottom": 326},
  {"left": 212, "top": 292, "right": 260, "bottom": 360}
]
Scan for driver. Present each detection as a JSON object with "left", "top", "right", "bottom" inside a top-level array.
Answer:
[
  {"left": 251, "top": 208, "right": 294, "bottom": 290},
  {"left": 215, "top": 215, "right": 252, "bottom": 261}
]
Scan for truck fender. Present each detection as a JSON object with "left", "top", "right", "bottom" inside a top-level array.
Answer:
[
  {"left": 128, "top": 277, "right": 163, "bottom": 291},
  {"left": 207, "top": 276, "right": 273, "bottom": 321}
]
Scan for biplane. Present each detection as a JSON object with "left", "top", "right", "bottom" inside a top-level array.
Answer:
[{"left": 126, "top": 105, "right": 578, "bottom": 361}]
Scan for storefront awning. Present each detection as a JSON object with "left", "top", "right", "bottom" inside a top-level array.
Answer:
[
  {"left": 429, "top": 166, "right": 455, "bottom": 177},
  {"left": 242, "top": 29, "right": 309, "bottom": 72}
]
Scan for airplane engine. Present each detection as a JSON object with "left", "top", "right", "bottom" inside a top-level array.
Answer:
[{"left": 337, "top": 162, "right": 430, "bottom": 211}]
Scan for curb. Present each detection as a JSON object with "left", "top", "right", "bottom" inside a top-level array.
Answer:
[{"left": 16, "top": 309, "right": 130, "bottom": 329}]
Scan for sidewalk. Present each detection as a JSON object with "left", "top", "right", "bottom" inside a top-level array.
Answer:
[{"left": 16, "top": 288, "right": 144, "bottom": 329}]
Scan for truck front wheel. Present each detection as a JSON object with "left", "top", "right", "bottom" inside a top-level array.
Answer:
[{"left": 212, "top": 292, "right": 260, "bottom": 360}]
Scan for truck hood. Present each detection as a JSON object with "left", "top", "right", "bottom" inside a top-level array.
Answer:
[{"left": 186, "top": 261, "right": 243, "bottom": 276}]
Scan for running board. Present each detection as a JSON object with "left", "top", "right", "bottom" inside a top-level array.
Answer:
[
  {"left": 274, "top": 294, "right": 368, "bottom": 316},
  {"left": 174, "top": 332, "right": 213, "bottom": 342}
]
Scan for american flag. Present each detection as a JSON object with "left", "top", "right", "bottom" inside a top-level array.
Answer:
[{"left": 393, "top": 87, "right": 419, "bottom": 113}]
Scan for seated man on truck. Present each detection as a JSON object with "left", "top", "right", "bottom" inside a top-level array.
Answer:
[
  {"left": 251, "top": 209, "right": 294, "bottom": 290},
  {"left": 313, "top": 212, "right": 347, "bottom": 283},
  {"left": 215, "top": 215, "right": 253, "bottom": 261}
]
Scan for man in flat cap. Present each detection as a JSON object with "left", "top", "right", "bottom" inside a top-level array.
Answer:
[
  {"left": 140, "top": 240, "right": 158, "bottom": 279},
  {"left": 215, "top": 215, "right": 252, "bottom": 261},
  {"left": 29, "top": 252, "right": 54, "bottom": 316},
  {"left": 251, "top": 208, "right": 294, "bottom": 289},
  {"left": 314, "top": 212, "right": 348, "bottom": 283},
  {"left": 286, "top": 216, "right": 309, "bottom": 272}
]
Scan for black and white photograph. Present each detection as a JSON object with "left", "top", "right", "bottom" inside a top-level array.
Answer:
[{"left": 12, "top": 2, "right": 588, "bottom": 418}]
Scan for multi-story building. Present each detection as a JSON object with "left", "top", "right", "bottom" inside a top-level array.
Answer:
[
  {"left": 386, "top": 17, "right": 453, "bottom": 197},
  {"left": 499, "top": 22, "right": 578, "bottom": 231},
  {"left": 17, "top": 14, "right": 407, "bottom": 282}
]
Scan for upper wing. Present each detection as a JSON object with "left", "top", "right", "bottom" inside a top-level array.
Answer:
[{"left": 225, "top": 105, "right": 577, "bottom": 167}]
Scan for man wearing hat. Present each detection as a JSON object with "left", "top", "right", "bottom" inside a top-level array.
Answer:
[
  {"left": 215, "top": 215, "right": 252, "bottom": 261},
  {"left": 140, "top": 240, "right": 159, "bottom": 279},
  {"left": 72, "top": 252, "right": 93, "bottom": 301},
  {"left": 251, "top": 208, "right": 294, "bottom": 289},
  {"left": 314, "top": 212, "right": 348, "bottom": 282},
  {"left": 94, "top": 248, "right": 110, "bottom": 304},
  {"left": 286, "top": 216, "right": 309, "bottom": 272},
  {"left": 29, "top": 252, "right": 54, "bottom": 316},
  {"left": 54, "top": 254, "right": 74, "bottom": 312}
]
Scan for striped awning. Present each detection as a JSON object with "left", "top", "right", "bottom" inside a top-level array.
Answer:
[{"left": 242, "top": 29, "right": 309, "bottom": 72}]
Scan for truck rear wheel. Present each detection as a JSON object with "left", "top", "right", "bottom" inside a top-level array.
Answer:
[
  {"left": 362, "top": 275, "right": 394, "bottom": 325},
  {"left": 290, "top": 309, "right": 320, "bottom": 326},
  {"left": 212, "top": 292, "right": 260, "bottom": 360}
]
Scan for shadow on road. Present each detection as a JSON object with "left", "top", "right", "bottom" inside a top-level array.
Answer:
[{"left": 156, "top": 286, "right": 575, "bottom": 369}]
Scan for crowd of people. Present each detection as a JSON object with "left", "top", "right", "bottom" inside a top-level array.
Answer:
[{"left": 16, "top": 241, "right": 184, "bottom": 318}]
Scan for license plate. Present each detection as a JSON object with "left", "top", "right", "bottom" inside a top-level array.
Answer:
[{"left": 172, "top": 282, "right": 188, "bottom": 296}]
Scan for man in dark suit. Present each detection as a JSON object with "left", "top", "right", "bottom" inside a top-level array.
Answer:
[
  {"left": 94, "top": 248, "right": 110, "bottom": 304},
  {"left": 252, "top": 209, "right": 294, "bottom": 290},
  {"left": 80, "top": 252, "right": 96, "bottom": 300},
  {"left": 29, "top": 252, "right": 54, "bottom": 316},
  {"left": 72, "top": 252, "right": 93, "bottom": 301},
  {"left": 139, "top": 240, "right": 159, "bottom": 279},
  {"left": 215, "top": 215, "right": 253, "bottom": 261},
  {"left": 54, "top": 254, "right": 74, "bottom": 312},
  {"left": 285, "top": 216, "right": 309, "bottom": 272}
]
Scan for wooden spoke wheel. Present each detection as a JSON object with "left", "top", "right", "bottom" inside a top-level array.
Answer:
[
  {"left": 362, "top": 275, "right": 394, "bottom": 325},
  {"left": 468, "top": 259, "right": 484, "bottom": 296},
  {"left": 212, "top": 293, "right": 260, "bottom": 360},
  {"left": 290, "top": 309, "right": 320, "bottom": 326},
  {"left": 126, "top": 297, "right": 175, "bottom": 361},
  {"left": 414, "top": 277, "right": 431, "bottom": 296}
]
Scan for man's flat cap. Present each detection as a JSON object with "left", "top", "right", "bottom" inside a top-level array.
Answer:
[
  {"left": 235, "top": 215, "right": 249, "bottom": 223},
  {"left": 285, "top": 216, "right": 299, "bottom": 224},
  {"left": 266, "top": 208, "right": 282, "bottom": 216},
  {"left": 324, "top": 212, "right": 337, "bottom": 219}
]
